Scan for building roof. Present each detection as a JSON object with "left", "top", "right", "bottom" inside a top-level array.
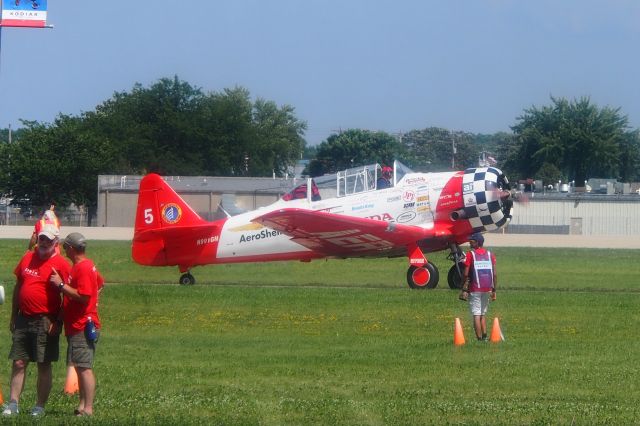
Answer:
[{"left": 98, "top": 175, "right": 304, "bottom": 194}]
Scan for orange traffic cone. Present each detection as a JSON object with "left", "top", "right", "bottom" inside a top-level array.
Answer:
[
  {"left": 0, "top": 384, "right": 4, "bottom": 405},
  {"left": 454, "top": 317, "right": 465, "bottom": 346},
  {"left": 64, "top": 365, "right": 79, "bottom": 395},
  {"left": 490, "top": 317, "right": 504, "bottom": 343}
]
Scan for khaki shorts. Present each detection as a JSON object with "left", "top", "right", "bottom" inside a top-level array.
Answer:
[
  {"left": 67, "top": 331, "right": 99, "bottom": 369},
  {"left": 469, "top": 292, "right": 490, "bottom": 316},
  {"left": 9, "top": 314, "right": 60, "bottom": 363}
]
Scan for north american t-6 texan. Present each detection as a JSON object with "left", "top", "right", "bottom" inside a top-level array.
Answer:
[{"left": 132, "top": 161, "right": 520, "bottom": 288}]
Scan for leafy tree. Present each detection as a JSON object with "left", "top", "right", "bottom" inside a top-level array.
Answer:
[
  {"left": 89, "top": 78, "right": 306, "bottom": 177},
  {"left": 474, "top": 131, "right": 515, "bottom": 168},
  {"left": 3, "top": 116, "right": 116, "bottom": 224},
  {"left": 0, "top": 127, "right": 25, "bottom": 144},
  {"left": 1, "top": 77, "right": 308, "bottom": 223},
  {"left": 535, "top": 162, "right": 565, "bottom": 186},
  {"left": 88, "top": 76, "right": 207, "bottom": 175},
  {"left": 508, "top": 96, "right": 634, "bottom": 185},
  {"left": 616, "top": 129, "right": 640, "bottom": 182},
  {"left": 305, "top": 129, "right": 402, "bottom": 176},
  {"left": 401, "top": 127, "right": 476, "bottom": 171},
  {"left": 303, "top": 144, "right": 318, "bottom": 160},
  {"left": 247, "top": 98, "right": 306, "bottom": 176}
]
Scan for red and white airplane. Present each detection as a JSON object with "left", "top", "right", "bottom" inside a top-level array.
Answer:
[{"left": 132, "top": 161, "right": 515, "bottom": 288}]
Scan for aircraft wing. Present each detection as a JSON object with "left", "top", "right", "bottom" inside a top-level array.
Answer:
[{"left": 253, "top": 208, "right": 436, "bottom": 256}]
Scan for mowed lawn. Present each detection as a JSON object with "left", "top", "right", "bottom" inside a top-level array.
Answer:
[{"left": 0, "top": 240, "right": 638, "bottom": 424}]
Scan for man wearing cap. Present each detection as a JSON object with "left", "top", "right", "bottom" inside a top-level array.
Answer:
[
  {"left": 459, "top": 232, "right": 497, "bottom": 341},
  {"left": 377, "top": 166, "right": 393, "bottom": 189},
  {"left": 49, "top": 232, "right": 103, "bottom": 417},
  {"left": 3, "top": 224, "right": 71, "bottom": 417}
]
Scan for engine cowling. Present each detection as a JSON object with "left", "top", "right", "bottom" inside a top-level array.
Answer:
[{"left": 461, "top": 167, "right": 512, "bottom": 232}]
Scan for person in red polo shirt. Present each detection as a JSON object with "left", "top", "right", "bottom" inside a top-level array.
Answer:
[
  {"left": 49, "top": 232, "right": 103, "bottom": 417},
  {"left": 3, "top": 224, "right": 71, "bottom": 417},
  {"left": 459, "top": 233, "right": 497, "bottom": 341}
]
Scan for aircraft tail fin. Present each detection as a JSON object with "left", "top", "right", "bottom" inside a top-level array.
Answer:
[{"left": 132, "top": 174, "right": 211, "bottom": 267}]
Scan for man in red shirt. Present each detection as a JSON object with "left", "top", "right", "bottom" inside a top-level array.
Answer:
[
  {"left": 459, "top": 233, "right": 497, "bottom": 341},
  {"left": 3, "top": 224, "right": 71, "bottom": 417},
  {"left": 49, "top": 232, "right": 103, "bottom": 417}
]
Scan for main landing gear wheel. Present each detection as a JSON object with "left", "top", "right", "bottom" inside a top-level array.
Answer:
[
  {"left": 407, "top": 262, "right": 439, "bottom": 289},
  {"left": 447, "top": 263, "right": 465, "bottom": 289},
  {"left": 179, "top": 273, "right": 196, "bottom": 285}
]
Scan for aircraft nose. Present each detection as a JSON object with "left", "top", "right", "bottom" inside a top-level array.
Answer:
[{"left": 461, "top": 167, "right": 511, "bottom": 232}]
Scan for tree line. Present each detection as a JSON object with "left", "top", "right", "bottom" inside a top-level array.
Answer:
[{"left": 1, "top": 76, "right": 639, "bottom": 223}]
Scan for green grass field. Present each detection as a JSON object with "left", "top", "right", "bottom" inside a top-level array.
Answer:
[{"left": 0, "top": 240, "right": 639, "bottom": 424}]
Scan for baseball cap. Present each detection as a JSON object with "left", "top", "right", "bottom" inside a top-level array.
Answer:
[
  {"left": 469, "top": 232, "right": 484, "bottom": 246},
  {"left": 38, "top": 224, "right": 60, "bottom": 240},
  {"left": 63, "top": 232, "right": 87, "bottom": 250}
]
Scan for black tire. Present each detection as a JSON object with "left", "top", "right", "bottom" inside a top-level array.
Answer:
[
  {"left": 407, "top": 262, "right": 439, "bottom": 289},
  {"left": 447, "top": 263, "right": 465, "bottom": 289},
  {"left": 179, "top": 273, "right": 195, "bottom": 285}
]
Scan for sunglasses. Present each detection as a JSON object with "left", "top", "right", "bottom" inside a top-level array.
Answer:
[{"left": 38, "top": 235, "right": 55, "bottom": 243}]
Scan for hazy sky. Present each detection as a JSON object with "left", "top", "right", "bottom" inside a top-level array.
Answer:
[{"left": 1, "top": 1, "right": 639, "bottom": 145}]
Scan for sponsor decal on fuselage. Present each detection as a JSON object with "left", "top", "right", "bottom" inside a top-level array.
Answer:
[
  {"left": 352, "top": 203, "right": 374, "bottom": 211},
  {"left": 239, "top": 228, "right": 282, "bottom": 243},
  {"left": 403, "top": 202, "right": 415, "bottom": 209},
  {"left": 386, "top": 196, "right": 401, "bottom": 203},
  {"left": 463, "top": 183, "right": 474, "bottom": 194},
  {"left": 366, "top": 213, "right": 393, "bottom": 221},
  {"left": 402, "top": 191, "right": 415, "bottom": 202},
  {"left": 396, "top": 211, "right": 416, "bottom": 223},
  {"left": 405, "top": 177, "right": 426, "bottom": 185},
  {"left": 439, "top": 199, "right": 460, "bottom": 208}
]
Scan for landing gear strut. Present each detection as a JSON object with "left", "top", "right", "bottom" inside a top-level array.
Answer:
[
  {"left": 446, "top": 243, "right": 466, "bottom": 289},
  {"left": 179, "top": 272, "right": 195, "bottom": 285}
]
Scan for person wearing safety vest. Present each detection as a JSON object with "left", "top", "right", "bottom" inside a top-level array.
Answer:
[
  {"left": 459, "top": 233, "right": 497, "bottom": 341},
  {"left": 29, "top": 205, "right": 61, "bottom": 253}
]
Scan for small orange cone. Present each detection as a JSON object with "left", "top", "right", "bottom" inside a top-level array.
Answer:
[
  {"left": 0, "top": 384, "right": 4, "bottom": 405},
  {"left": 454, "top": 317, "right": 465, "bottom": 346},
  {"left": 490, "top": 317, "right": 504, "bottom": 343},
  {"left": 64, "top": 365, "right": 79, "bottom": 395}
]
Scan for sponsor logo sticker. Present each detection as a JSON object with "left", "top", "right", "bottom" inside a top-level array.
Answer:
[
  {"left": 161, "top": 203, "right": 182, "bottom": 224},
  {"left": 402, "top": 191, "right": 415, "bottom": 202},
  {"left": 352, "top": 203, "right": 374, "bottom": 211},
  {"left": 240, "top": 228, "right": 282, "bottom": 243},
  {"left": 367, "top": 213, "right": 393, "bottom": 221},
  {"left": 396, "top": 211, "right": 416, "bottom": 223}
]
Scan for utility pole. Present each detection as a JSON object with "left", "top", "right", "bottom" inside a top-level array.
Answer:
[{"left": 451, "top": 134, "right": 456, "bottom": 170}]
